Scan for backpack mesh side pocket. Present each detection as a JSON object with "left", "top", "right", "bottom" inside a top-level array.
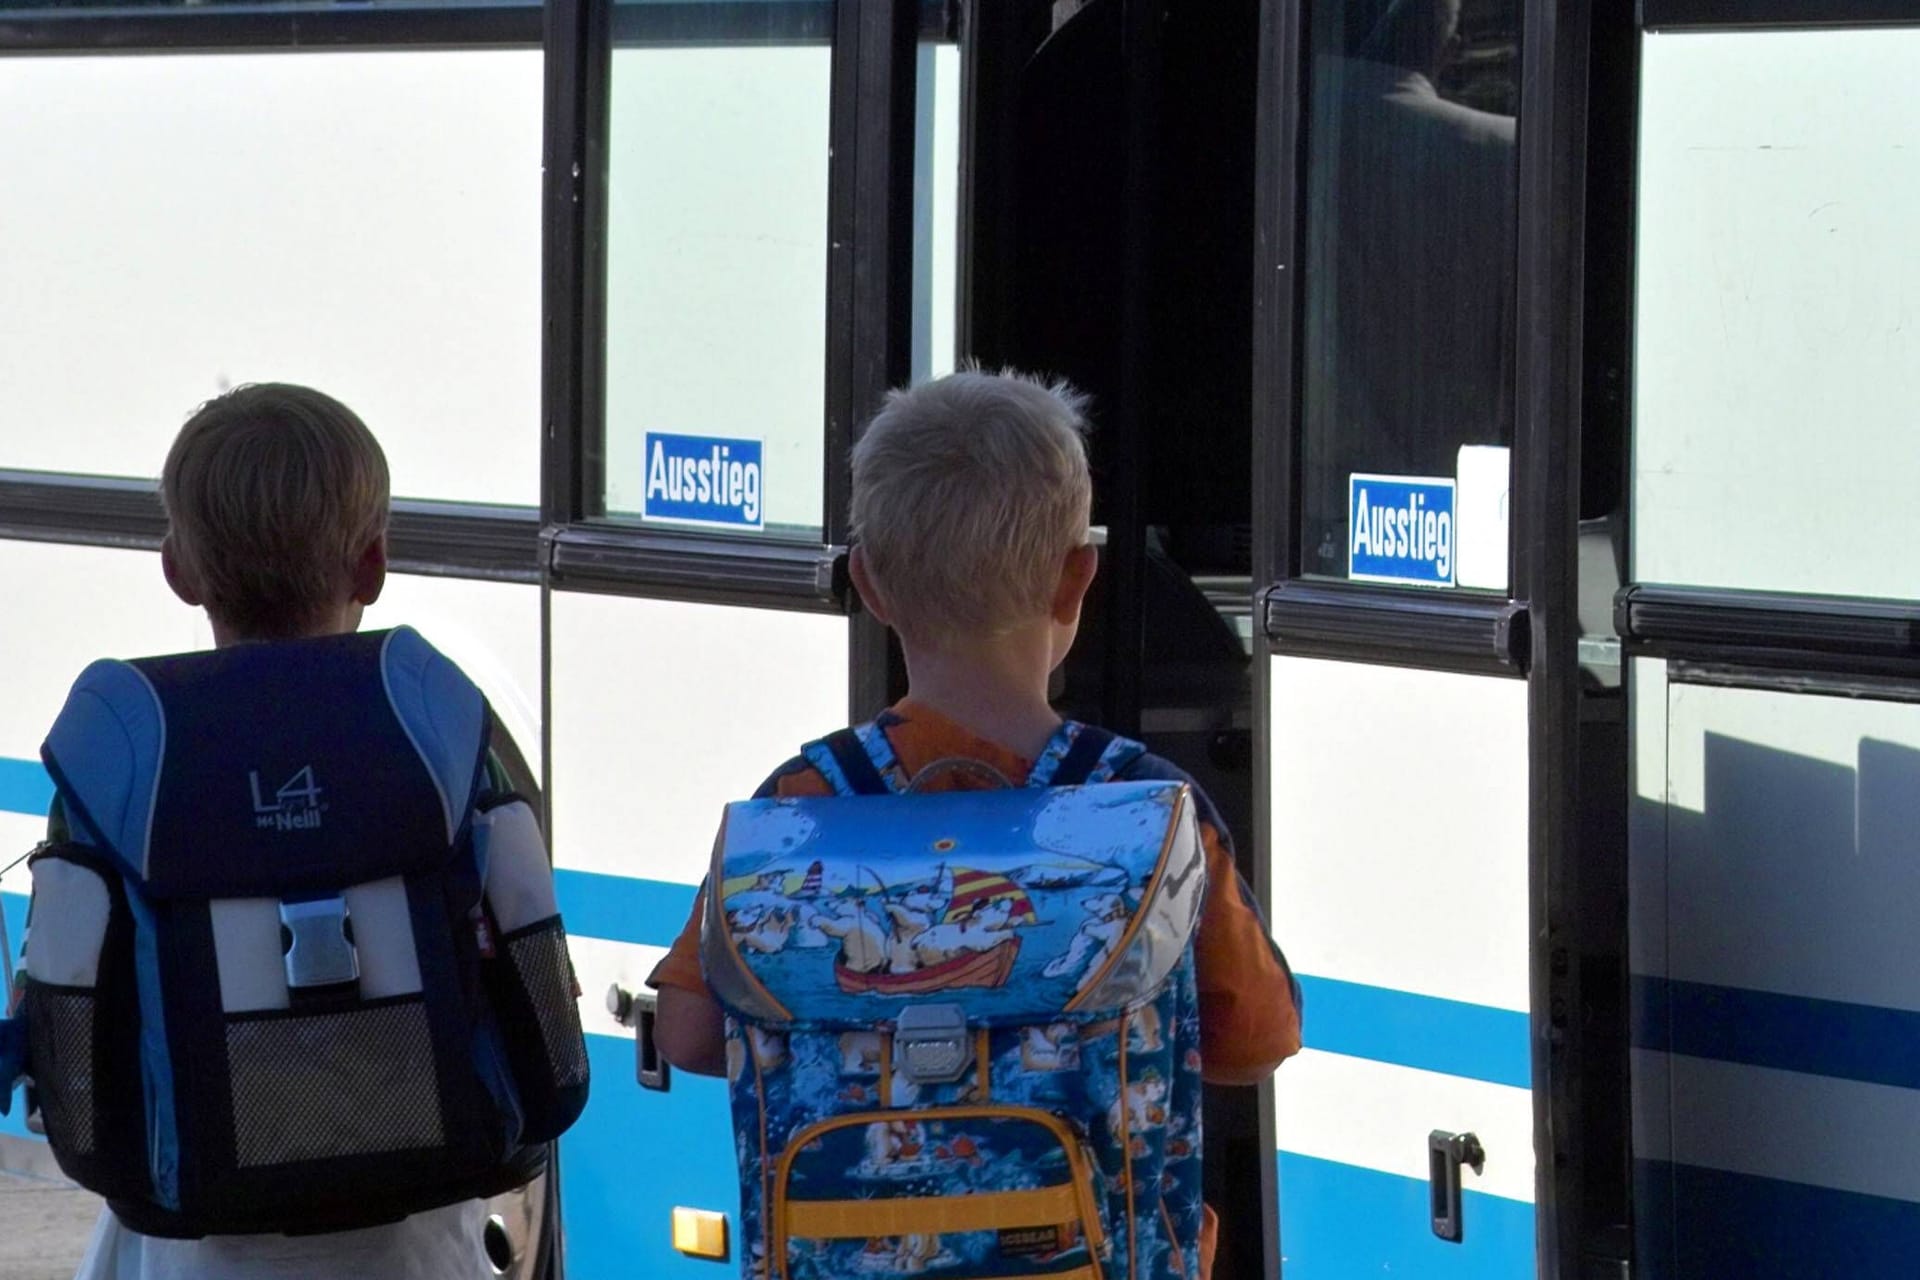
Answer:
[
  {"left": 487, "top": 915, "right": 589, "bottom": 1143},
  {"left": 25, "top": 983, "right": 97, "bottom": 1155},
  {"left": 22, "top": 846, "right": 148, "bottom": 1203}
]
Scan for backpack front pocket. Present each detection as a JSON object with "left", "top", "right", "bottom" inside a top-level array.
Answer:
[{"left": 772, "top": 1105, "right": 1108, "bottom": 1280}]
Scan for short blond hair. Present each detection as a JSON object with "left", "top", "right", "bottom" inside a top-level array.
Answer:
[
  {"left": 160, "top": 384, "right": 390, "bottom": 638},
  {"left": 850, "top": 369, "right": 1091, "bottom": 642}
]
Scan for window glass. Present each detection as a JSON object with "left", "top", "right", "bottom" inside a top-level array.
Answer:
[
  {"left": 0, "top": 50, "right": 542, "bottom": 504},
  {"left": 0, "top": 2, "right": 525, "bottom": 11},
  {"left": 1635, "top": 29, "right": 1920, "bottom": 599},
  {"left": 601, "top": 37, "right": 833, "bottom": 539},
  {"left": 1297, "top": 0, "right": 1520, "bottom": 590},
  {"left": 912, "top": 41, "right": 961, "bottom": 383}
]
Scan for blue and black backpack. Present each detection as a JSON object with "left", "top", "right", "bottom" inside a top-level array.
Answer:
[
  {"left": 0, "top": 627, "right": 588, "bottom": 1238},
  {"left": 702, "top": 721, "right": 1212, "bottom": 1280}
]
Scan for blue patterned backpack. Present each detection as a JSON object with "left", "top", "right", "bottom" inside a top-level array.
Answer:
[{"left": 701, "top": 721, "right": 1210, "bottom": 1280}]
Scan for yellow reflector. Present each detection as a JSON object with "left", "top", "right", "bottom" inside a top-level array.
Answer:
[{"left": 671, "top": 1207, "right": 729, "bottom": 1260}]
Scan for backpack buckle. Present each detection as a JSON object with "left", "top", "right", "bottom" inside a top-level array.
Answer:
[
  {"left": 279, "top": 896, "right": 359, "bottom": 994},
  {"left": 894, "top": 1003, "right": 971, "bottom": 1084}
]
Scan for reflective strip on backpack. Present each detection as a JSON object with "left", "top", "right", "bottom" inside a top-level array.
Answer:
[{"left": 852, "top": 722, "right": 907, "bottom": 793}]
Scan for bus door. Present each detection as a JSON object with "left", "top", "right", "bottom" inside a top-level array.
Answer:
[
  {"left": 538, "top": 2, "right": 954, "bottom": 1274},
  {"left": 1622, "top": 12, "right": 1920, "bottom": 1277},
  {"left": 958, "top": 2, "right": 1279, "bottom": 1273},
  {"left": 1253, "top": 0, "right": 1561, "bottom": 1272}
]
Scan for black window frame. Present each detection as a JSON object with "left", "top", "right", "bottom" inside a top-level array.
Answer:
[
  {"left": 1251, "top": 0, "right": 1590, "bottom": 1277},
  {"left": 0, "top": 1, "right": 550, "bottom": 583},
  {"left": 1255, "top": 0, "right": 1537, "bottom": 681},
  {"left": 1618, "top": 0, "right": 1920, "bottom": 680},
  {"left": 541, "top": 0, "right": 943, "bottom": 577},
  {"left": 542, "top": 0, "right": 950, "bottom": 719},
  {"left": 1608, "top": 9, "right": 1920, "bottom": 1280}
]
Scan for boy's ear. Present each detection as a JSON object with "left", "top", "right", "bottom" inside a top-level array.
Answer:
[
  {"left": 847, "top": 546, "right": 894, "bottom": 628},
  {"left": 350, "top": 533, "right": 388, "bottom": 608},
  {"left": 1051, "top": 543, "right": 1098, "bottom": 624},
  {"left": 159, "top": 534, "right": 203, "bottom": 608}
]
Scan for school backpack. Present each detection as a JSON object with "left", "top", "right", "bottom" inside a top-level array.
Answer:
[
  {"left": 0, "top": 627, "right": 589, "bottom": 1238},
  {"left": 702, "top": 720, "right": 1211, "bottom": 1280}
]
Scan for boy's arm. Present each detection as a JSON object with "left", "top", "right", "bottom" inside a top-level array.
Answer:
[
  {"left": 649, "top": 757, "right": 834, "bottom": 1077},
  {"left": 1194, "top": 821, "right": 1303, "bottom": 1085},
  {"left": 648, "top": 892, "right": 728, "bottom": 1077}
]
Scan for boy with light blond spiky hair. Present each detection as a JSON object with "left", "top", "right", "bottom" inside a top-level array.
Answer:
[{"left": 652, "top": 368, "right": 1302, "bottom": 1280}]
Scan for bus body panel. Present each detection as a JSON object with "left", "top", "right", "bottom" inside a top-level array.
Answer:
[
  {"left": 546, "top": 590, "right": 848, "bottom": 1277},
  {"left": 1633, "top": 677, "right": 1920, "bottom": 1276},
  {"left": 1269, "top": 654, "right": 1534, "bottom": 1276},
  {"left": 1631, "top": 24, "right": 1920, "bottom": 1277}
]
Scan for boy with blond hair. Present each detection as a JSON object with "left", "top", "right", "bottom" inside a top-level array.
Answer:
[
  {"left": 9, "top": 384, "right": 578, "bottom": 1279},
  {"left": 652, "top": 369, "right": 1301, "bottom": 1280}
]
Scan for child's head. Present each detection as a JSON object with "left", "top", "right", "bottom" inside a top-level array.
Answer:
[
  {"left": 159, "top": 383, "right": 390, "bottom": 642},
  {"left": 849, "top": 370, "right": 1094, "bottom": 663}
]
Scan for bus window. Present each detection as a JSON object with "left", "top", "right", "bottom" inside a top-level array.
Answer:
[
  {"left": 912, "top": 39, "right": 961, "bottom": 384},
  {"left": 1298, "top": 0, "right": 1520, "bottom": 590},
  {"left": 600, "top": 31, "right": 833, "bottom": 539},
  {"left": 0, "top": 49, "right": 542, "bottom": 506},
  {"left": 0, "top": 1, "right": 533, "bottom": 11},
  {"left": 1636, "top": 28, "right": 1920, "bottom": 600}
]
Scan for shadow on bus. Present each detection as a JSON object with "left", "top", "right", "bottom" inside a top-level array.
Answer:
[{"left": 1629, "top": 720, "right": 1920, "bottom": 1279}]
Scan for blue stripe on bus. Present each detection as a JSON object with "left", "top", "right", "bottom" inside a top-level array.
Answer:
[
  {"left": 1, "top": 891, "right": 30, "bottom": 1143},
  {"left": 1279, "top": 1151, "right": 1535, "bottom": 1278},
  {"left": 552, "top": 869, "right": 696, "bottom": 949},
  {"left": 1635, "top": 975, "right": 1920, "bottom": 1091},
  {"left": 0, "top": 759, "right": 52, "bottom": 819},
  {"left": 1636, "top": 1158, "right": 1920, "bottom": 1280},
  {"left": 1297, "top": 974, "right": 1531, "bottom": 1090},
  {"left": 560, "top": 1034, "right": 741, "bottom": 1280}
]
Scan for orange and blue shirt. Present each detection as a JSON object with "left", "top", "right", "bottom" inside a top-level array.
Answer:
[{"left": 650, "top": 700, "right": 1302, "bottom": 1279}]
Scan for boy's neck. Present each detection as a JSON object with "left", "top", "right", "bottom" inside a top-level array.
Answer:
[
  {"left": 210, "top": 603, "right": 363, "bottom": 649},
  {"left": 899, "top": 629, "right": 1063, "bottom": 761}
]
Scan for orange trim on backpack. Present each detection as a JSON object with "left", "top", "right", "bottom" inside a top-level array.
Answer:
[
  {"left": 709, "top": 812, "right": 794, "bottom": 1021},
  {"left": 770, "top": 1104, "right": 1108, "bottom": 1280},
  {"left": 1119, "top": 1012, "right": 1138, "bottom": 1280},
  {"left": 1159, "top": 1199, "right": 1188, "bottom": 1279},
  {"left": 1065, "top": 787, "right": 1190, "bottom": 1013},
  {"left": 786, "top": 1185, "right": 1080, "bottom": 1238}
]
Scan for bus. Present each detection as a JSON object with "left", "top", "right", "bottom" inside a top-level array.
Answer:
[{"left": 2, "top": 0, "right": 1916, "bottom": 1277}]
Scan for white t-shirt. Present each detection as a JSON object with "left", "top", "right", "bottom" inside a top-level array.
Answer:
[{"left": 74, "top": 1200, "right": 491, "bottom": 1280}]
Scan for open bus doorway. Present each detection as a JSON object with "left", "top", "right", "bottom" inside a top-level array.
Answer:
[{"left": 961, "top": 1, "right": 1273, "bottom": 1274}]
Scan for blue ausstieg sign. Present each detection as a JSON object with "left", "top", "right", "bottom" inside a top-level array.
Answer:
[
  {"left": 642, "top": 432, "right": 764, "bottom": 530},
  {"left": 1348, "top": 473, "right": 1456, "bottom": 587}
]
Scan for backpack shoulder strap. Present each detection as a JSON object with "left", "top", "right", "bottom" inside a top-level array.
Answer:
[
  {"left": 1033, "top": 722, "right": 1149, "bottom": 788},
  {"left": 40, "top": 658, "right": 165, "bottom": 874},
  {"left": 800, "top": 723, "right": 905, "bottom": 797}
]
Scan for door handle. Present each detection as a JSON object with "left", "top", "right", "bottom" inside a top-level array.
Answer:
[
  {"left": 607, "top": 983, "right": 672, "bottom": 1092},
  {"left": 1428, "top": 1129, "right": 1485, "bottom": 1243}
]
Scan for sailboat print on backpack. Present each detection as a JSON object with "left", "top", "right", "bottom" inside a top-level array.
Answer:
[{"left": 700, "top": 722, "right": 1210, "bottom": 1280}]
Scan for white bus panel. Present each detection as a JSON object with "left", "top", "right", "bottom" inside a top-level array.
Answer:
[
  {"left": 545, "top": 590, "right": 847, "bottom": 1278},
  {"left": 1269, "top": 655, "right": 1534, "bottom": 1276},
  {"left": 1632, "top": 675, "right": 1920, "bottom": 1274}
]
